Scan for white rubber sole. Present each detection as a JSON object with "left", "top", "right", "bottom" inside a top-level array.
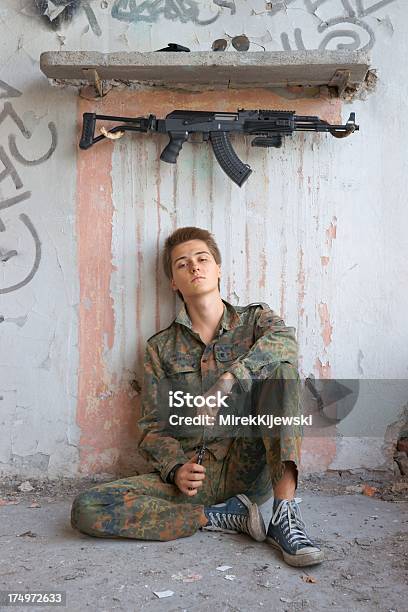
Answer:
[{"left": 266, "top": 535, "right": 324, "bottom": 567}]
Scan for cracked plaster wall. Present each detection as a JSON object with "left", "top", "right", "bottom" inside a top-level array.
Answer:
[{"left": 0, "top": 0, "right": 407, "bottom": 478}]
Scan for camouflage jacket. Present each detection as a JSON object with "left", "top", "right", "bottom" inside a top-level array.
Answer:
[{"left": 138, "top": 299, "right": 298, "bottom": 482}]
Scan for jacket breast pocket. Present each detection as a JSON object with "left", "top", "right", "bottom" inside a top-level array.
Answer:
[
  {"left": 164, "top": 353, "right": 200, "bottom": 373},
  {"left": 163, "top": 354, "right": 201, "bottom": 390},
  {"left": 214, "top": 342, "right": 250, "bottom": 363},
  {"left": 162, "top": 354, "right": 201, "bottom": 417}
]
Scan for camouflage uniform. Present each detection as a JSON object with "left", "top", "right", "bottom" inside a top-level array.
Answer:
[{"left": 71, "top": 300, "right": 302, "bottom": 541}]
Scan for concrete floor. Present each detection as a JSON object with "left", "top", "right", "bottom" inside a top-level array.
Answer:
[{"left": 0, "top": 478, "right": 407, "bottom": 612}]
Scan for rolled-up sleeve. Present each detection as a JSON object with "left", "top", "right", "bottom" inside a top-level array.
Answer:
[
  {"left": 227, "top": 306, "right": 298, "bottom": 393},
  {"left": 138, "top": 341, "right": 188, "bottom": 482}
]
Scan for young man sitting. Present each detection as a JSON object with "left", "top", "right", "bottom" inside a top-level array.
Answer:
[{"left": 71, "top": 226, "right": 323, "bottom": 567}]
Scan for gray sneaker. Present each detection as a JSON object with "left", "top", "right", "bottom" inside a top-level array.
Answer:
[
  {"left": 203, "top": 494, "right": 266, "bottom": 542},
  {"left": 266, "top": 497, "right": 324, "bottom": 567}
]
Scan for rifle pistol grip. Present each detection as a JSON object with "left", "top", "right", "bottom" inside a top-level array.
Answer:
[{"left": 160, "top": 131, "right": 189, "bottom": 163}]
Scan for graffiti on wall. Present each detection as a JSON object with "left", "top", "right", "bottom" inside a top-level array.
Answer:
[
  {"left": 109, "top": 0, "right": 396, "bottom": 48},
  {"left": 31, "top": 0, "right": 102, "bottom": 36},
  {"left": 275, "top": 0, "right": 397, "bottom": 51},
  {"left": 28, "top": 0, "right": 396, "bottom": 46},
  {"left": 30, "top": 0, "right": 227, "bottom": 28},
  {"left": 111, "top": 0, "right": 224, "bottom": 25},
  {"left": 32, "top": 0, "right": 236, "bottom": 28},
  {"left": 0, "top": 81, "right": 57, "bottom": 294}
]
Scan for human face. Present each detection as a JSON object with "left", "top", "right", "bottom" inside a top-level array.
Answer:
[{"left": 170, "top": 239, "right": 221, "bottom": 300}]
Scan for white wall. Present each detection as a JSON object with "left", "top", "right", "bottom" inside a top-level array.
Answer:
[{"left": 0, "top": 0, "right": 407, "bottom": 478}]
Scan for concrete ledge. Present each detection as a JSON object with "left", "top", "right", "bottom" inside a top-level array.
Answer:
[{"left": 40, "top": 50, "right": 370, "bottom": 94}]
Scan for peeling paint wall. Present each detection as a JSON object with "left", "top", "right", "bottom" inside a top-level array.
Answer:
[{"left": 0, "top": 0, "right": 407, "bottom": 479}]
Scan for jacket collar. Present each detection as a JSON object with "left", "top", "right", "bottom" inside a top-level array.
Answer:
[{"left": 175, "top": 298, "right": 241, "bottom": 332}]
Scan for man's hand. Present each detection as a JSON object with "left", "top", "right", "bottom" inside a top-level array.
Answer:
[
  {"left": 218, "top": 372, "right": 236, "bottom": 384},
  {"left": 196, "top": 372, "right": 237, "bottom": 422},
  {"left": 174, "top": 455, "right": 206, "bottom": 496}
]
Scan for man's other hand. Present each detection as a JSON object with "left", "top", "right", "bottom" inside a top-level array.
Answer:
[
  {"left": 174, "top": 455, "right": 206, "bottom": 496},
  {"left": 196, "top": 372, "right": 237, "bottom": 421}
]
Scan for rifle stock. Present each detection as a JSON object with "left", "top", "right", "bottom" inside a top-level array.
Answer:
[{"left": 80, "top": 113, "right": 96, "bottom": 150}]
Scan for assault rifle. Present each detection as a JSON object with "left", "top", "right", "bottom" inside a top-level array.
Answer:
[{"left": 80, "top": 109, "right": 359, "bottom": 187}]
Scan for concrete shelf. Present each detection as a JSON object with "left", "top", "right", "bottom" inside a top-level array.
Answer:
[{"left": 40, "top": 50, "right": 370, "bottom": 96}]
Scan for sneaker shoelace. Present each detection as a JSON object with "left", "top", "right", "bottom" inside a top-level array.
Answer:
[
  {"left": 208, "top": 510, "right": 248, "bottom": 533},
  {"left": 270, "top": 498, "right": 314, "bottom": 549}
]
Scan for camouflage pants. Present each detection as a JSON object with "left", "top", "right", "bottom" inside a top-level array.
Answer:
[{"left": 71, "top": 363, "right": 301, "bottom": 541}]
